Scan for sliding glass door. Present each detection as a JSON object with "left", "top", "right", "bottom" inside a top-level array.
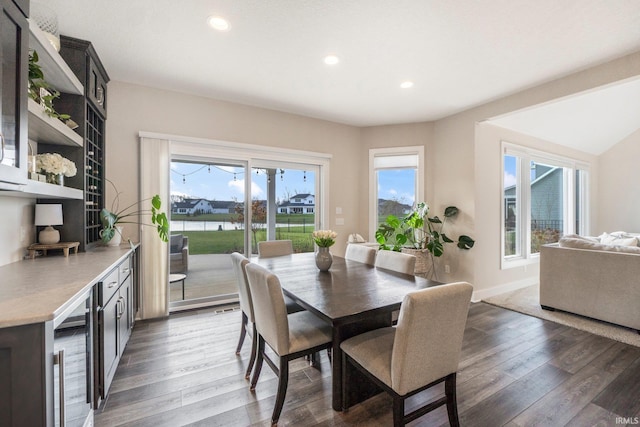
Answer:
[{"left": 169, "top": 159, "right": 248, "bottom": 310}]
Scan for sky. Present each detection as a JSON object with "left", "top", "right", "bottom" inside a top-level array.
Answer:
[{"left": 170, "top": 161, "right": 316, "bottom": 202}]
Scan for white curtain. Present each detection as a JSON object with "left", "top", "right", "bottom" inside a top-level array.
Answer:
[{"left": 139, "top": 136, "right": 170, "bottom": 319}]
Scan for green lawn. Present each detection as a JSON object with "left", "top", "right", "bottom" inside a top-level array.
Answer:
[
  {"left": 172, "top": 213, "right": 314, "bottom": 225},
  {"left": 180, "top": 227, "right": 315, "bottom": 255}
]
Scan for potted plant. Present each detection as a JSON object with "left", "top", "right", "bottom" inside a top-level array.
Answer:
[
  {"left": 99, "top": 180, "right": 169, "bottom": 246},
  {"left": 28, "top": 50, "right": 71, "bottom": 123},
  {"left": 375, "top": 202, "right": 475, "bottom": 279}
]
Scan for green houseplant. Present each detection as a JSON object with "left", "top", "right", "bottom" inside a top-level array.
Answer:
[
  {"left": 28, "top": 50, "right": 71, "bottom": 122},
  {"left": 99, "top": 180, "right": 169, "bottom": 245},
  {"left": 375, "top": 202, "right": 475, "bottom": 278}
]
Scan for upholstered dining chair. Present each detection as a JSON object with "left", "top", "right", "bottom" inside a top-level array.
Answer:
[
  {"left": 245, "top": 262, "right": 332, "bottom": 426},
  {"left": 340, "top": 282, "right": 473, "bottom": 427},
  {"left": 258, "top": 240, "right": 294, "bottom": 258},
  {"left": 257, "top": 240, "right": 304, "bottom": 314},
  {"left": 375, "top": 250, "right": 416, "bottom": 274},
  {"left": 345, "top": 244, "right": 377, "bottom": 265},
  {"left": 231, "top": 252, "right": 312, "bottom": 379}
]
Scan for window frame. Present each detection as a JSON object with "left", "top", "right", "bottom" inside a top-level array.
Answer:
[
  {"left": 501, "top": 141, "right": 590, "bottom": 269},
  {"left": 368, "top": 146, "right": 425, "bottom": 240}
]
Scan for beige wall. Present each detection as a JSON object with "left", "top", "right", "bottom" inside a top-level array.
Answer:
[
  {"left": 597, "top": 128, "right": 640, "bottom": 234},
  {"left": 106, "top": 82, "right": 361, "bottom": 256},
  {"left": 0, "top": 198, "right": 35, "bottom": 265}
]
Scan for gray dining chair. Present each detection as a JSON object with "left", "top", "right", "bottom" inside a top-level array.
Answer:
[
  {"left": 341, "top": 282, "right": 473, "bottom": 427},
  {"left": 245, "top": 262, "right": 332, "bottom": 426},
  {"left": 258, "top": 240, "right": 294, "bottom": 258},
  {"left": 375, "top": 250, "right": 416, "bottom": 274},
  {"left": 345, "top": 244, "right": 377, "bottom": 265}
]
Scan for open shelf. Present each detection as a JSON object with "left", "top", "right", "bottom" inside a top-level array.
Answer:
[
  {"left": 28, "top": 19, "right": 83, "bottom": 95},
  {"left": 0, "top": 179, "right": 83, "bottom": 199},
  {"left": 28, "top": 99, "right": 83, "bottom": 147}
]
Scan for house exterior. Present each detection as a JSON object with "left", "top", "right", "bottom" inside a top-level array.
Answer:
[
  {"left": 172, "top": 199, "right": 213, "bottom": 215},
  {"left": 278, "top": 194, "right": 315, "bottom": 214}
]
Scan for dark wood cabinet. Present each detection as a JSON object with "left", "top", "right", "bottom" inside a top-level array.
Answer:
[
  {"left": 0, "top": 0, "right": 29, "bottom": 187},
  {"left": 51, "top": 36, "right": 110, "bottom": 250}
]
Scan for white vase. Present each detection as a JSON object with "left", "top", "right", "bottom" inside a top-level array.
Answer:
[
  {"left": 107, "top": 226, "right": 123, "bottom": 247},
  {"left": 315, "top": 247, "right": 333, "bottom": 271}
]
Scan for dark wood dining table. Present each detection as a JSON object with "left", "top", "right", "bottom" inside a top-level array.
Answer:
[{"left": 254, "top": 252, "right": 442, "bottom": 411}]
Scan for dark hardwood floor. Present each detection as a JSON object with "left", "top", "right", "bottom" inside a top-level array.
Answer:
[{"left": 94, "top": 303, "right": 640, "bottom": 426}]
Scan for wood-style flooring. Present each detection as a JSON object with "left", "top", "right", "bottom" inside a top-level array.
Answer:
[{"left": 95, "top": 303, "right": 640, "bottom": 426}]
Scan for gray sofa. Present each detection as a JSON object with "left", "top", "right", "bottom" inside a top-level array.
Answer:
[
  {"left": 540, "top": 237, "right": 640, "bottom": 332},
  {"left": 170, "top": 234, "right": 189, "bottom": 274}
]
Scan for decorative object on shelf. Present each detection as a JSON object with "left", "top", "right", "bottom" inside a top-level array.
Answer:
[
  {"left": 376, "top": 202, "right": 475, "bottom": 279},
  {"left": 99, "top": 180, "right": 169, "bottom": 245},
  {"left": 28, "top": 50, "right": 71, "bottom": 122},
  {"left": 31, "top": 2, "right": 61, "bottom": 51},
  {"left": 35, "top": 153, "right": 77, "bottom": 185},
  {"left": 312, "top": 230, "right": 337, "bottom": 271},
  {"left": 35, "top": 203, "right": 63, "bottom": 244}
]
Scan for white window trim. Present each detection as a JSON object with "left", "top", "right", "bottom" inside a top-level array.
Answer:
[
  {"left": 501, "top": 141, "right": 590, "bottom": 270},
  {"left": 368, "top": 146, "right": 424, "bottom": 240}
]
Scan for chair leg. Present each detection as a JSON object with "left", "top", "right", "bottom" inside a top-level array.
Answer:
[
  {"left": 250, "top": 335, "right": 265, "bottom": 391},
  {"left": 392, "top": 396, "right": 405, "bottom": 427},
  {"left": 271, "top": 356, "right": 289, "bottom": 426},
  {"left": 236, "top": 312, "right": 248, "bottom": 355},
  {"left": 445, "top": 373, "right": 460, "bottom": 427},
  {"left": 326, "top": 347, "right": 332, "bottom": 364},
  {"left": 245, "top": 323, "right": 258, "bottom": 379}
]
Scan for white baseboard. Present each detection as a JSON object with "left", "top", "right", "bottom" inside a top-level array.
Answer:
[{"left": 472, "top": 277, "right": 539, "bottom": 303}]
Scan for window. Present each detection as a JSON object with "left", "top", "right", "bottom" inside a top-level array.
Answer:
[
  {"left": 502, "top": 143, "right": 589, "bottom": 267},
  {"left": 369, "top": 147, "right": 424, "bottom": 239}
]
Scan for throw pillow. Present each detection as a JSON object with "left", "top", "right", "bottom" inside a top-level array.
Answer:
[{"left": 599, "top": 232, "right": 638, "bottom": 247}]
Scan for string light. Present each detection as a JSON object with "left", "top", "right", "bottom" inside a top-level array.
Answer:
[
  {"left": 172, "top": 163, "right": 245, "bottom": 184},
  {"left": 303, "top": 170, "right": 307, "bottom": 182}
]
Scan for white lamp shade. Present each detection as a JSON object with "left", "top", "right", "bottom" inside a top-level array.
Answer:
[{"left": 35, "top": 204, "right": 63, "bottom": 226}]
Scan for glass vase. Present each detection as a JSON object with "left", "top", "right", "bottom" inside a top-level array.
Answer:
[
  {"left": 315, "top": 246, "right": 333, "bottom": 271},
  {"left": 45, "top": 172, "right": 64, "bottom": 186}
]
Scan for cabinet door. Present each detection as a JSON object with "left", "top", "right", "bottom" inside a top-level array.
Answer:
[
  {"left": 118, "top": 277, "right": 131, "bottom": 351},
  {"left": 0, "top": 0, "right": 28, "bottom": 185},
  {"left": 101, "top": 294, "right": 119, "bottom": 398}
]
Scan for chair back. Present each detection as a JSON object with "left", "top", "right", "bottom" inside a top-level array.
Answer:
[
  {"left": 345, "top": 244, "right": 377, "bottom": 265},
  {"left": 244, "top": 263, "right": 290, "bottom": 355},
  {"left": 391, "top": 282, "right": 473, "bottom": 395},
  {"left": 375, "top": 250, "right": 416, "bottom": 274},
  {"left": 231, "top": 252, "right": 254, "bottom": 322},
  {"left": 258, "top": 240, "right": 294, "bottom": 258}
]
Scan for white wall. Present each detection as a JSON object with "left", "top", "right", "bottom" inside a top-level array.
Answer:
[
  {"left": 597, "top": 128, "right": 640, "bottom": 234},
  {"left": 0, "top": 198, "right": 35, "bottom": 265}
]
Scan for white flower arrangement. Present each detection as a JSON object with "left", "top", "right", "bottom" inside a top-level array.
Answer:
[
  {"left": 312, "top": 229, "right": 337, "bottom": 247},
  {"left": 36, "top": 153, "right": 77, "bottom": 177}
]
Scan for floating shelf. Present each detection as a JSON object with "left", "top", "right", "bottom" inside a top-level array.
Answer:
[
  {"left": 28, "top": 19, "right": 83, "bottom": 95},
  {"left": 28, "top": 99, "right": 83, "bottom": 147},
  {"left": 0, "top": 179, "right": 83, "bottom": 199}
]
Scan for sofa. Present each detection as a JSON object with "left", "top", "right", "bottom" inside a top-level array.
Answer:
[
  {"left": 170, "top": 234, "right": 189, "bottom": 274},
  {"left": 539, "top": 233, "right": 640, "bottom": 332}
]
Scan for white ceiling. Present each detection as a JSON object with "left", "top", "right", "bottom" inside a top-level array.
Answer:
[{"left": 44, "top": 0, "right": 640, "bottom": 151}]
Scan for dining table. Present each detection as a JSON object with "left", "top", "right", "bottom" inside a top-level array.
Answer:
[{"left": 254, "top": 252, "right": 443, "bottom": 411}]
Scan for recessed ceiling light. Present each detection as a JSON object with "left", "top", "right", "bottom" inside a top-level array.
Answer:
[
  {"left": 400, "top": 81, "right": 414, "bottom": 89},
  {"left": 207, "top": 16, "right": 230, "bottom": 31},
  {"left": 324, "top": 55, "right": 340, "bottom": 65}
]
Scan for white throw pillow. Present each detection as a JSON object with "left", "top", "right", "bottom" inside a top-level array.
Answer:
[{"left": 599, "top": 232, "right": 638, "bottom": 247}]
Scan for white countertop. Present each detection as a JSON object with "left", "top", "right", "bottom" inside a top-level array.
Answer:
[{"left": 0, "top": 245, "right": 136, "bottom": 328}]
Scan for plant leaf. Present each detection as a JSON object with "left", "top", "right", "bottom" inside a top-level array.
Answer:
[
  {"left": 441, "top": 233, "right": 454, "bottom": 243},
  {"left": 428, "top": 216, "right": 442, "bottom": 224},
  {"left": 457, "top": 235, "right": 475, "bottom": 250},
  {"left": 444, "top": 206, "right": 459, "bottom": 217}
]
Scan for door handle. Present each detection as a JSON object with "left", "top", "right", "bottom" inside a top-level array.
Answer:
[{"left": 54, "top": 349, "right": 65, "bottom": 426}]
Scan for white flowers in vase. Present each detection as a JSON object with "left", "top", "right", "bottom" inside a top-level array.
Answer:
[{"left": 36, "top": 153, "right": 77, "bottom": 177}]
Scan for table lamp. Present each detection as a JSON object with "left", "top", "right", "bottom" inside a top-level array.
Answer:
[{"left": 35, "top": 204, "right": 63, "bottom": 244}]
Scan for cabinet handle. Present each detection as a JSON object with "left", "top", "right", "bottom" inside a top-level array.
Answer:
[
  {"left": 121, "top": 267, "right": 130, "bottom": 274},
  {"left": 107, "top": 281, "right": 117, "bottom": 288},
  {"left": 0, "top": 133, "right": 5, "bottom": 163},
  {"left": 54, "top": 349, "right": 65, "bottom": 426},
  {"left": 96, "top": 87, "right": 104, "bottom": 105},
  {"left": 117, "top": 297, "right": 124, "bottom": 319}
]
